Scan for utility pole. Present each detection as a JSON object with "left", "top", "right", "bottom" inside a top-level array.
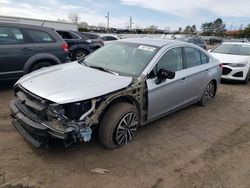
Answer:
[
  {"left": 129, "top": 16, "right": 133, "bottom": 31},
  {"left": 105, "top": 12, "right": 109, "bottom": 33}
]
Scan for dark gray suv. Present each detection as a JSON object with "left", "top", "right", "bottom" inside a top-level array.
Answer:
[
  {"left": 0, "top": 23, "right": 70, "bottom": 80},
  {"left": 177, "top": 36, "right": 206, "bottom": 50}
]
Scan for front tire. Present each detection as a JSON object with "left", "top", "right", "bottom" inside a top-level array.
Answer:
[
  {"left": 98, "top": 102, "right": 139, "bottom": 149},
  {"left": 199, "top": 81, "right": 216, "bottom": 106}
]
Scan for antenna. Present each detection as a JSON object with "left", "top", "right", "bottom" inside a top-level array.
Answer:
[{"left": 41, "top": 20, "right": 46, "bottom": 26}]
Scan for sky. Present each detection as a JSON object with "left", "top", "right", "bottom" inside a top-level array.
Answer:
[{"left": 0, "top": 0, "right": 250, "bottom": 31}]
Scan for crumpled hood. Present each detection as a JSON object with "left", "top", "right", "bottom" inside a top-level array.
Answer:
[
  {"left": 209, "top": 52, "right": 250, "bottom": 64},
  {"left": 17, "top": 62, "right": 132, "bottom": 104}
]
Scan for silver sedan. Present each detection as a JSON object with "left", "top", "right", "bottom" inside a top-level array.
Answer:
[{"left": 11, "top": 38, "right": 222, "bottom": 149}]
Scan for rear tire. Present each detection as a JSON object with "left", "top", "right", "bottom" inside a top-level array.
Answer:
[
  {"left": 72, "top": 50, "right": 87, "bottom": 61},
  {"left": 199, "top": 81, "right": 216, "bottom": 106},
  {"left": 30, "top": 61, "right": 53, "bottom": 72},
  {"left": 98, "top": 102, "right": 139, "bottom": 149}
]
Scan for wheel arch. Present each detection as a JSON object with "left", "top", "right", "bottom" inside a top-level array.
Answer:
[
  {"left": 98, "top": 95, "right": 141, "bottom": 124},
  {"left": 23, "top": 54, "right": 61, "bottom": 74}
]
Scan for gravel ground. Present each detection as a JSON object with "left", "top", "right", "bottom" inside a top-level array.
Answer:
[{"left": 0, "top": 80, "right": 250, "bottom": 188}]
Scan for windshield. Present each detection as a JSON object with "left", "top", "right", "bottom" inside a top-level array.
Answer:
[
  {"left": 211, "top": 43, "right": 250, "bottom": 56},
  {"left": 82, "top": 42, "right": 159, "bottom": 77}
]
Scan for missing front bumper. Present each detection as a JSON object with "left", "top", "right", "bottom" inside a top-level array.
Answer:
[{"left": 10, "top": 99, "right": 77, "bottom": 148}]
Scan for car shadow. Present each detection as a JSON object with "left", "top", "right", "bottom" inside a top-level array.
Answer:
[
  {"left": 0, "top": 80, "right": 17, "bottom": 91},
  {"left": 221, "top": 79, "right": 248, "bottom": 86}
]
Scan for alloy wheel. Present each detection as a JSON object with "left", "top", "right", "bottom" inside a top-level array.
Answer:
[
  {"left": 76, "top": 51, "right": 86, "bottom": 60},
  {"left": 203, "top": 82, "right": 215, "bottom": 105},
  {"left": 115, "top": 112, "right": 138, "bottom": 146}
]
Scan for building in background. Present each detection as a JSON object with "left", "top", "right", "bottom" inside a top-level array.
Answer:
[{"left": 0, "top": 15, "right": 78, "bottom": 31}]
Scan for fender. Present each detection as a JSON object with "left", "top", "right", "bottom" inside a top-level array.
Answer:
[{"left": 23, "top": 53, "right": 61, "bottom": 74}]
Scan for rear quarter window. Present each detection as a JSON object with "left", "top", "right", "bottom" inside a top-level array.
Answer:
[
  {"left": 26, "top": 29, "right": 55, "bottom": 43},
  {"left": 200, "top": 52, "right": 209, "bottom": 64},
  {"left": 82, "top": 33, "right": 99, "bottom": 39}
]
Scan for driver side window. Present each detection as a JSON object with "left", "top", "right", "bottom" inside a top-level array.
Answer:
[
  {"left": 157, "top": 47, "right": 183, "bottom": 72},
  {"left": 148, "top": 47, "right": 183, "bottom": 78}
]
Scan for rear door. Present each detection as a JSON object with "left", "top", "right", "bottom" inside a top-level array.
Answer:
[
  {"left": 183, "top": 47, "right": 209, "bottom": 98},
  {"left": 24, "top": 29, "right": 62, "bottom": 58},
  {"left": 0, "top": 26, "right": 35, "bottom": 79}
]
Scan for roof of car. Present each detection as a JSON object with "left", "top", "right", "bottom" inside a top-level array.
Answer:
[
  {"left": 100, "top": 34, "right": 118, "bottom": 37},
  {"left": 0, "top": 22, "right": 52, "bottom": 30},
  {"left": 223, "top": 42, "right": 250, "bottom": 45},
  {"left": 119, "top": 38, "right": 183, "bottom": 47}
]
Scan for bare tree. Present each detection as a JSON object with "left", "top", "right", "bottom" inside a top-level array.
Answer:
[
  {"left": 164, "top": 26, "right": 170, "bottom": 33},
  {"left": 145, "top": 25, "right": 158, "bottom": 34},
  {"left": 178, "top": 27, "right": 182, "bottom": 33},
  {"left": 134, "top": 24, "right": 141, "bottom": 30},
  {"left": 98, "top": 23, "right": 106, "bottom": 28},
  {"left": 57, "top": 18, "right": 68, "bottom": 23},
  {"left": 125, "top": 22, "right": 130, "bottom": 30},
  {"left": 68, "top": 12, "right": 79, "bottom": 24}
]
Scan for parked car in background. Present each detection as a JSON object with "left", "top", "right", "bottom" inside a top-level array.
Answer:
[
  {"left": 209, "top": 42, "right": 250, "bottom": 84},
  {"left": 10, "top": 38, "right": 221, "bottom": 149},
  {"left": 100, "top": 34, "right": 120, "bottom": 44},
  {"left": 56, "top": 30, "right": 94, "bottom": 61},
  {"left": 177, "top": 36, "right": 207, "bottom": 50},
  {"left": 80, "top": 32, "right": 104, "bottom": 50},
  {"left": 0, "top": 22, "right": 70, "bottom": 80},
  {"left": 224, "top": 38, "right": 250, "bottom": 43}
]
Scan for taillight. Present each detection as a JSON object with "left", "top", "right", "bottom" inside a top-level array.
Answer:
[
  {"left": 61, "top": 43, "right": 69, "bottom": 53},
  {"left": 219, "top": 63, "right": 223, "bottom": 69}
]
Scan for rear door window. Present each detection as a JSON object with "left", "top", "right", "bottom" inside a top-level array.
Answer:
[
  {"left": 57, "top": 31, "right": 80, "bottom": 40},
  {"left": 157, "top": 47, "right": 183, "bottom": 72},
  {"left": 0, "top": 27, "right": 24, "bottom": 45},
  {"left": 82, "top": 33, "right": 99, "bottom": 39},
  {"left": 26, "top": 29, "right": 55, "bottom": 43},
  {"left": 184, "top": 47, "right": 202, "bottom": 68}
]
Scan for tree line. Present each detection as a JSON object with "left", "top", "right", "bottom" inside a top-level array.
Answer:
[
  {"left": 237, "top": 24, "right": 250, "bottom": 38},
  {"left": 180, "top": 18, "right": 226, "bottom": 36}
]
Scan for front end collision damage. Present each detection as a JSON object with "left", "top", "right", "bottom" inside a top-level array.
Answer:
[{"left": 10, "top": 76, "right": 147, "bottom": 148}]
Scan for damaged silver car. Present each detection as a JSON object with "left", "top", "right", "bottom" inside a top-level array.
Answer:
[{"left": 10, "top": 38, "right": 222, "bottom": 149}]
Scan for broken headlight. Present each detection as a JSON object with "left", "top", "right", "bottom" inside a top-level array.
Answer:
[{"left": 64, "top": 101, "right": 92, "bottom": 120}]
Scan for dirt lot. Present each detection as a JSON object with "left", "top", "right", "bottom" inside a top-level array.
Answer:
[{"left": 0, "top": 81, "right": 250, "bottom": 188}]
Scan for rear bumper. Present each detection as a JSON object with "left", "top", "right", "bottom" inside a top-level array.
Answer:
[{"left": 10, "top": 99, "right": 72, "bottom": 147}]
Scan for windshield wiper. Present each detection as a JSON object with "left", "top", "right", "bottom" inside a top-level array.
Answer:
[{"left": 88, "top": 65, "right": 119, "bottom": 75}]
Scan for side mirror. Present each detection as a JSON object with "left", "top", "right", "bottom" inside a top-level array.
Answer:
[{"left": 155, "top": 69, "right": 175, "bottom": 85}]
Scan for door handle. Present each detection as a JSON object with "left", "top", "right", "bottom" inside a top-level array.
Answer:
[{"left": 22, "top": 47, "right": 33, "bottom": 51}]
